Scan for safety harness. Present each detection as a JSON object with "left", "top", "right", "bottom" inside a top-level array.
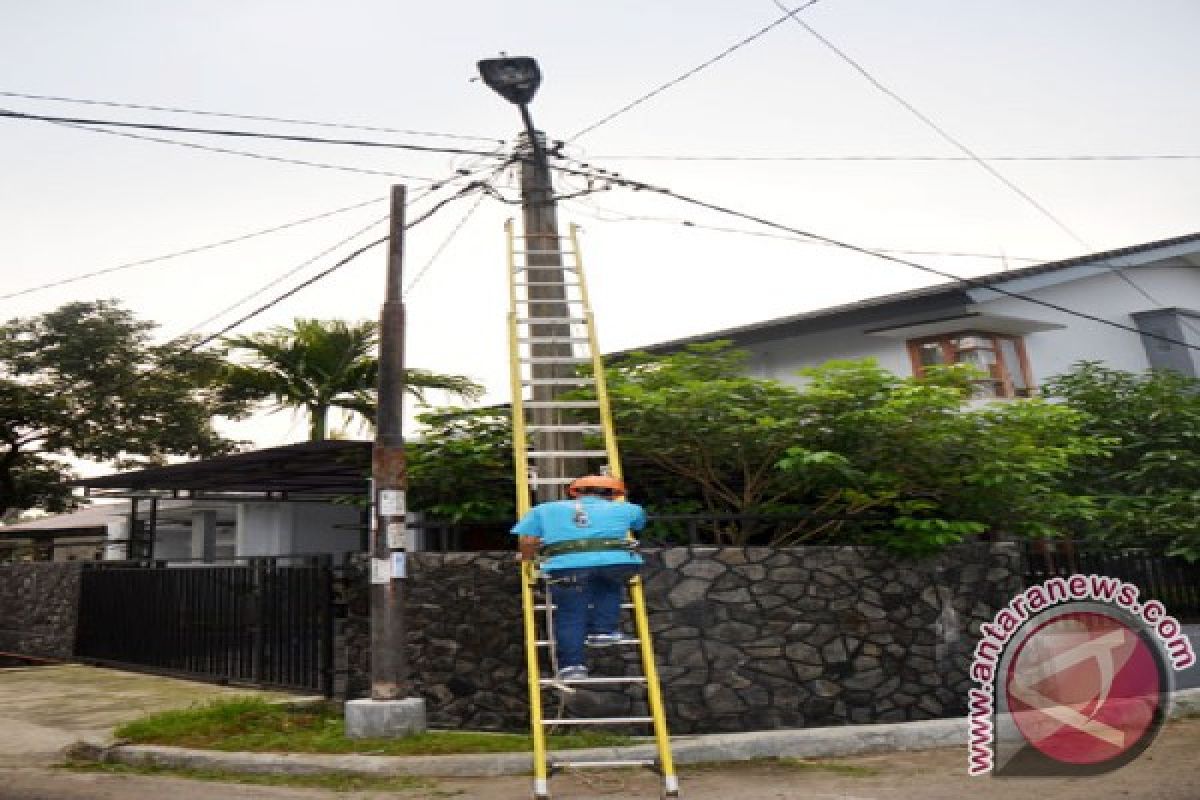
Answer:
[{"left": 539, "top": 537, "right": 637, "bottom": 557}]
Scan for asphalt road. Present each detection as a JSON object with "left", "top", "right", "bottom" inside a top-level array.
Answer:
[{"left": 1, "top": 717, "right": 1197, "bottom": 800}]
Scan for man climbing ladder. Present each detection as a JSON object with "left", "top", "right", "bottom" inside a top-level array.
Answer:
[
  {"left": 506, "top": 221, "right": 679, "bottom": 799},
  {"left": 513, "top": 475, "right": 645, "bottom": 681}
]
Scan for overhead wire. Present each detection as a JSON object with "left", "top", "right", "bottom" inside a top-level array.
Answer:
[
  {"left": 589, "top": 152, "right": 1200, "bottom": 163},
  {"left": 0, "top": 89, "right": 504, "bottom": 144},
  {"left": 0, "top": 108, "right": 509, "bottom": 158},
  {"left": 567, "top": 0, "right": 824, "bottom": 142},
  {"left": 181, "top": 179, "right": 488, "bottom": 352},
  {"left": 771, "top": 0, "right": 1193, "bottom": 335},
  {"left": 1, "top": 197, "right": 388, "bottom": 301},
  {"left": 98, "top": 177, "right": 492, "bottom": 400},
  {"left": 49, "top": 118, "right": 433, "bottom": 181},
  {"left": 559, "top": 198, "right": 1045, "bottom": 263},
  {"left": 548, "top": 159, "right": 1200, "bottom": 353},
  {"left": 182, "top": 165, "right": 504, "bottom": 334}
]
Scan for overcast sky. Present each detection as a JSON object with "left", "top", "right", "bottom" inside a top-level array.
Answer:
[{"left": 3, "top": 1, "right": 1199, "bottom": 455}]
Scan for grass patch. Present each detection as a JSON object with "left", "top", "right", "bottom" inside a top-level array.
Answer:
[
  {"left": 115, "top": 696, "right": 631, "bottom": 756},
  {"left": 62, "top": 761, "right": 446, "bottom": 794}
]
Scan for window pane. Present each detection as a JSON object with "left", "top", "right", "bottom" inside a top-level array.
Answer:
[
  {"left": 952, "top": 335, "right": 992, "bottom": 351},
  {"left": 998, "top": 338, "right": 1028, "bottom": 391},
  {"left": 917, "top": 341, "right": 945, "bottom": 367}
]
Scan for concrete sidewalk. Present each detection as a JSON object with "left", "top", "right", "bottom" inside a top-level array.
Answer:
[
  {"left": 0, "top": 664, "right": 297, "bottom": 767},
  {"left": 93, "top": 688, "right": 1200, "bottom": 779},
  {"left": 7, "top": 663, "right": 1198, "bottom": 778}
]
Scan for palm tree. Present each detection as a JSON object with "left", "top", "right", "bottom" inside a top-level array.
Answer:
[{"left": 224, "top": 318, "right": 482, "bottom": 441}]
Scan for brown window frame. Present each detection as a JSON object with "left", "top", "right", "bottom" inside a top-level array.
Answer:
[{"left": 906, "top": 331, "right": 1034, "bottom": 399}]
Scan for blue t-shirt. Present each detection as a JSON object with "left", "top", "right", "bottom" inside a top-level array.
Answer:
[{"left": 511, "top": 496, "right": 647, "bottom": 571}]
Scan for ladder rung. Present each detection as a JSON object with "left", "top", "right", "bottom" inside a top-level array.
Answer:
[
  {"left": 521, "top": 378, "right": 596, "bottom": 386},
  {"left": 516, "top": 318, "right": 588, "bottom": 324},
  {"left": 535, "top": 603, "right": 635, "bottom": 610},
  {"left": 515, "top": 281, "right": 582, "bottom": 287},
  {"left": 539, "top": 676, "right": 647, "bottom": 686},
  {"left": 520, "top": 357, "right": 592, "bottom": 365},
  {"left": 528, "top": 477, "right": 577, "bottom": 486},
  {"left": 526, "top": 450, "right": 608, "bottom": 458},
  {"left": 512, "top": 249, "right": 576, "bottom": 255},
  {"left": 519, "top": 337, "right": 592, "bottom": 344},
  {"left": 522, "top": 400, "right": 600, "bottom": 408},
  {"left": 551, "top": 759, "right": 657, "bottom": 770},
  {"left": 526, "top": 424, "right": 603, "bottom": 433},
  {"left": 543, "top": 717, "right": 654, "bottom": 726}
]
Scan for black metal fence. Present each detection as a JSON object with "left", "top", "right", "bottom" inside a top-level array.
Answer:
[
  {"left": 74, "top": 555, "right": 334, "bottom": 695},
  {"left": 1022, "top": 540, "right": 1200, "bottom": 622}
]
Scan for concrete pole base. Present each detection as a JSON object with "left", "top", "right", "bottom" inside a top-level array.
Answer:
[{"left": 344, "top": 697, "right": 427, "bottom": 739}]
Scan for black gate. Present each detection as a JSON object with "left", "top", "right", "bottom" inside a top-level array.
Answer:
[
  {"left": 1023, "top": 541, "right": 1200, "bottom": 622},
  {"left": 75, "top": 556, "right": 334, "bottom": 695}
]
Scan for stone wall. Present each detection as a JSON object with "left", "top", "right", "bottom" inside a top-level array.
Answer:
[
  {"left": 0, "top": 563, "right": 83, "bottom": 660},
  {"left": 338, "top": 544, "right": 1021, "bottom": 734}
]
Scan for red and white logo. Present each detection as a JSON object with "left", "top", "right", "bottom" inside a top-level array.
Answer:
[{"left": 1003, "top": 609, "right": 1165, "bottom": 771}]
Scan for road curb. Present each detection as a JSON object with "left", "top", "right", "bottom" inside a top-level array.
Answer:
[{"left": 90, "top": 687, "right": 1200, "bottom": 779}]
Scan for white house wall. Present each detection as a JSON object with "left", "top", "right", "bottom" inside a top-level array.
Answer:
[
  {"left": 742, "top": 327, "right": 912, "bottom": 389},
  {"left": 236, "top": 503, "right": 286, "bottom": 557},
  {"left": 740, "top": 264, "right": 1199, "bottom": 389},
  {"left": 283, "top": 502, "right": 362, "bottom": 560},
  {"left": 971, "top": 264, "right": 1198, "bottom": 383}
]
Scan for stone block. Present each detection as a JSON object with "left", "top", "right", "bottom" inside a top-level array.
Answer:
[{"left": 344, "top": 698, "right": 427, "bottom": 739}]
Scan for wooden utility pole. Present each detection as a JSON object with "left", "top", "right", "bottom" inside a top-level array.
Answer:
[
  {"left": 371, "top": 184, "right": 410, "bottom": 700},
  {"left": 519, "top": 130, "right": 584, "bottom": 499}
]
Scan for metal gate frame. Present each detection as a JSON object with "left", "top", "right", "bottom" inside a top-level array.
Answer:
[{"left": 74, "top": 555, "right": 334, "bottom": 695}]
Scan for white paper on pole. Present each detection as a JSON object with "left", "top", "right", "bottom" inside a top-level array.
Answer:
[
  {"left": 379, "top": 489, "right": 406, "bottom": 517},
  {"left": 370, "top": 558, "right": 392, "bottom": 584},
  {"left": 391, "top": 551, "right": 407, "bottom": 579},
  {"left": 386, "top": 521, "right": 406, "bottom": 550}
]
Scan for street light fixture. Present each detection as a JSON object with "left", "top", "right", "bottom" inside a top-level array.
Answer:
[{"left": 477, "top": 56, "right": 546, "bottom": 167}]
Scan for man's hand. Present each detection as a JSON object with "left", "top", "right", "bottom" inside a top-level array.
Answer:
[{"left": 518, "top": 535, "right": 541, "bottom": 562}]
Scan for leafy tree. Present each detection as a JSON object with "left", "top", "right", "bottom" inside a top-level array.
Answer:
[
  {"left": 223, "top": 318, "right": 482, "bottom": 441},
  {"left": 1042, "top": 362, "right": 1200, "bottom": 559},
  {"left": 0, "top": 301, "right": 249, "bottom": 517},
  {"left": 602, "top": 344, "right": 1096, "bottom": 552},
  {"left": 405, "top": 406, "right": 515, "bottom": 523},
  {"left": 781, "top": 359, "right": 1101, "bottom": 553},
  {"left": 597, "top": 343, "right": 814, "bottom": 538}
]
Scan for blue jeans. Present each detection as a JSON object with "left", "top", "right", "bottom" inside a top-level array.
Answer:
[{"left": 547, "top": 565, "right": 640, "bottom": 668}]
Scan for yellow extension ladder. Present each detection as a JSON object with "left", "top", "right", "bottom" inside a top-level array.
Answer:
[{"left": 506, "top": 221, "right": 679, "bottom": 799}]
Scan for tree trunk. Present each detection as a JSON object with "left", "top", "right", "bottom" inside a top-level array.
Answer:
[{"left": 309, "top": 405, "right": 328, "bottom": 441}]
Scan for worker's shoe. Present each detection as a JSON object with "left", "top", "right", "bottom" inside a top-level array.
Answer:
[
  {"left": 556, "top": 665, "right": 588, "bottom": 681},
  {"left": 586, "top": 632, "right": 637, "bottom": 647}
]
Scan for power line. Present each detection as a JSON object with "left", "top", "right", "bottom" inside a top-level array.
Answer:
[
  {"left": 0, "top": 108, "right": 508, "bottom": 158},
  {"left": 590, "top": 152, "right": 1200, "bottom": 163},
  {"left": 181, "top": 214, "right": 390, "bottom": 335},
  {"left": 548, "top": 160, "right": 1200, "bottom": 353},
  {"left": 52, "top": 118, "right": 432, "bottom": 181},
  {"left": 773, "top": 1, "right": 1086, "bottom": 249},
  {"left": 0, "top": 89, "right": 504, "bottom": 144},
  {"left": 183, "top": 166, "right": 504, "bottom": 334},
  {"left": 559, "top": 199, "right": 1045, "bottom": 262},
  {"left": 1, "top": 197, "right": 387, "bottom": 301},
  {"left": 403, "top": 192, "right": 487, "bottom": 297},
  {"left": 568, "top": 0, "right": 823, "bottom": 142},
  {"left": 772, "top": 1, "right": 1195, "bottom": 337},
  {"left": 183, "top": 181, "right": 486, "bottom": 353}
]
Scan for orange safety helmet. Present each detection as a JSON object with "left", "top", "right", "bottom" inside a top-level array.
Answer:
[{"left": 567, "top": 474, "right": 626, "bottom": 498}]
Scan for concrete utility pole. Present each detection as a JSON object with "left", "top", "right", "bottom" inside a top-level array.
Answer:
[
  {"left": 518, "top": 130, "right": 586, "bottom": 499},
  {"left": 478, "top": 56, "right": 585, "bottom": 500},
  {"left": 345, "top": 184, "right": 427, "bottom": 739}
]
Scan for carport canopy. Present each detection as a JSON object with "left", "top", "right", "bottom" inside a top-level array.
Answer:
[{"left": 73, "top": 440, "right": 372, "bottom": 499}]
